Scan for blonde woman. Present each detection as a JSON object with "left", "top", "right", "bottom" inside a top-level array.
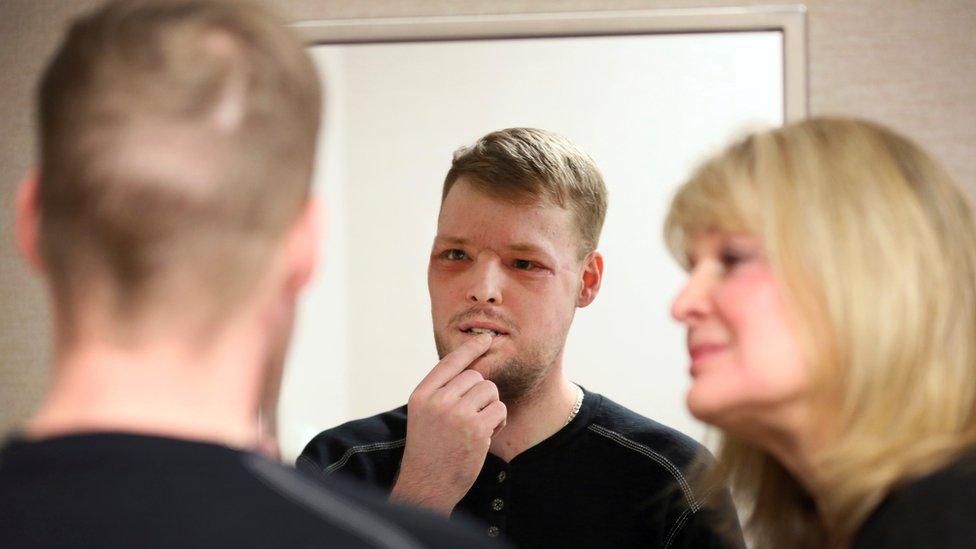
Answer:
[{"left": 665, "top": 118, "right": 976, "bottom": 548}]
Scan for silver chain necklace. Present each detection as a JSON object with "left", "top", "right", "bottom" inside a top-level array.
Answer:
[{"left": 565, "top": 383, "right": 584, "bottom": 426}]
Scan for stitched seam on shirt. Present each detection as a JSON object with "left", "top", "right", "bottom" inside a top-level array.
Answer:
[
  {"left": 665, "top": 480, "right": 719, "bottom": 548},
  {"left": 324, "top": 438, "right": 407, "bottom": 474},
  {"left": 587, "top": 424, "right": 700, "bottom": 511},
  {"left": 297, "top": 454, "right": 328, "bottom": 481},
  {"left": 663, "top": 506, "right": 694, "bottom": 549}
]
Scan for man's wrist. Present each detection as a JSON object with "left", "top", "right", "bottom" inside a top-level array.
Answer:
[{"left": 389, "top": 473, "right": 458, "bottom": 515}]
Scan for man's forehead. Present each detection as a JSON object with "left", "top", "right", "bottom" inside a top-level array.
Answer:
[
  {"left": 440, "top": 181, "right": 568, "bottom": 220},
  {"left": 437, "top": 177, "right": 580, "bottom": 252}
]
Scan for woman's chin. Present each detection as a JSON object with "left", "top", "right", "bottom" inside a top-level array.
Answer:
[{"left": 686, "top": 385, "right": 737, "bottom": 428}]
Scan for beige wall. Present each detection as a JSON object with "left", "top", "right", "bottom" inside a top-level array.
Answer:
[{"left": 1, "top": 0, "right": 974, "bottom": 436}]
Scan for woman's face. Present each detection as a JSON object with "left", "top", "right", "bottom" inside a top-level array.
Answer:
[{"left": 671, "top": 231, "right": 811, "bottom": 434}]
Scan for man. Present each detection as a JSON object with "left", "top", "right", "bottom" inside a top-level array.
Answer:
[
  {"left": 299, "top": 128, "right": 745, "bottom": 547},
  {"left": 0, "top": 1, "right": 499, "bottom": 547}
]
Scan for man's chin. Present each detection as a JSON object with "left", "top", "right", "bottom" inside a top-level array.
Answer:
[
  {"left": 465, "top": 353, "right": 507, "bottom": 379},
  {"left": 479, "top": 357, "right": 549, "bottom": 405},
  {"left": 435, "top": 332, "right": 544, "bottom": 402}
]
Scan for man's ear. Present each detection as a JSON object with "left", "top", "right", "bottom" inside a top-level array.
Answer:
[
  {"left": 284, "top": 196, "right": 323, "bottom": 295},
  {"left": 15, "top": 171, "right": 45, "bottom": 273},
  {"left": 576, "top": 250, "right": 603, "bottom": 308}
]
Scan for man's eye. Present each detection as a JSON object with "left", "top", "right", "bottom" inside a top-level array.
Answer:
[
  {"left": 443, "top": 249, "right": 467, "bottom": 261},
  {"left": 513, "top": 259, "right": 537, "bottom": 270}
]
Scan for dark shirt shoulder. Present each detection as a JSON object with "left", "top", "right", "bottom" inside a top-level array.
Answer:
[
  {"left": 0, "top": 432, "right": 499, "bottom": 549},
  {"left": 852, "top": 450, "right": 976, "bottom": 548},
  {"left": 297, "top": 405, "right": 407, "bottom": 486},
  {"left": 580, "top": 393, "right": 742, "bottom": 548},
  {"left": 587, "top": 393, "right": 705, "bottom": 474}
]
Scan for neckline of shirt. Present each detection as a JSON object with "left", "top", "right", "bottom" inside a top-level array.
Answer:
[{"left": 485, "top": 385, "right": 602, "bottom": 468}]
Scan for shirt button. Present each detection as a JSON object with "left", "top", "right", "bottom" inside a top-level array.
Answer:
[
  {"left": 488, "top": 526, "right": 500, "bottom": 538},
  {"left": 497, "top": 471, "right": 506, "bottom": 483},
  {"left": 492, "top": 498, "right": 504, "bottom": 511}
]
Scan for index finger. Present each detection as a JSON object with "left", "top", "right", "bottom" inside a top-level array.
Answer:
[{"left": 417, "top": 333, "right": 492, "bottom": 391}]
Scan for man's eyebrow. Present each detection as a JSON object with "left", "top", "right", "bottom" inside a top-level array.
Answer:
[
  {"left": 433, "top": 236, "right": 552, "bottom": 256},
  {"left": 508, "top": 242, "right": 546, "bottom": 253},
  {"left": 433, "top": 236, "right": 468, "bottom": 246}
]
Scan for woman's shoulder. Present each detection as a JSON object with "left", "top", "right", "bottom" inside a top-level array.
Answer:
[{"left": 851, "top": 449, "right": 976, "bottom": 548}]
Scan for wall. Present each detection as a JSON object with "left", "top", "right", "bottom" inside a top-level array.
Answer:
[{"left": 1, "top": 0, "right": 973, "bottom": 436}]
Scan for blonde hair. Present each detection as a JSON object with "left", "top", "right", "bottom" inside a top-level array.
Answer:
[
  {"left": 443, "top": 128, "right": 608, "bottom": 259},
  {"left": 37, "top": 0, "right": 321, "bottom": 340},
  {"left": 665, "top": 118, "right": 976, "bottom": 546}
]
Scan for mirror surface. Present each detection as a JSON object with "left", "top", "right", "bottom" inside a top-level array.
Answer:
[{"left": 280, "top": 31, "right": 784, "bottom": 460}]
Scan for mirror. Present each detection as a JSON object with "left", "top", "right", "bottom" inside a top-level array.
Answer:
[{"left": 279, "top": 8, "right": 805, "bottom": 461}]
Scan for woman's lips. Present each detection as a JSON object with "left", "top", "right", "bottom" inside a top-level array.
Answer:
[{"left": 688, "top": 343, "right": 729, "bottom": 376}]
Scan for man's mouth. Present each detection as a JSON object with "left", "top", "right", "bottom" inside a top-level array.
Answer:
[
  {"left": 462, "top": 327, "right": 503, "bottom": 337},
  {"left": 458, "top": 320, "right": 511, "bottom": 338}
]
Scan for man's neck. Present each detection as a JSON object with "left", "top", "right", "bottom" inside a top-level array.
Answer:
[
  {"left": 27, "top": 333, "right": 265, "bottom": 451},
  {"left": 488, "top": 367, "right": 579, "bottom": 462}
]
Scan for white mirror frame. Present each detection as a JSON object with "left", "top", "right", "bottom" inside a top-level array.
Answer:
[{"left": 290, "top": 5, "right": 807, "bottom": 121}]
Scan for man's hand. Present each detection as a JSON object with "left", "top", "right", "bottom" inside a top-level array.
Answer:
[{"left": 390, "top": 333, "right": 507, "bottom": 514}]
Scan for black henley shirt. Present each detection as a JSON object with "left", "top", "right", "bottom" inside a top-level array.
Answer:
[{"left": 299, "top": 387, "right": 744, "bottom": 548}]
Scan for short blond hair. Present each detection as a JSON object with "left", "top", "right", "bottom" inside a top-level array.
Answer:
[
  {"left": 37, "top": 0, "right": 321, "bottom": 338},
  {"left": 665, "top": 118, "right": 976, "bottom": 546},
  {"left": 443, "top": 128, "right": 608, "bottom": 258}
]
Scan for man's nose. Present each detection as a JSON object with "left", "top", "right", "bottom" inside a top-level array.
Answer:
[
  {"left": 466, "top": 258, "right": 504, "bottom": 305},
  {"left": 671, "top": 269, "right": 712, "bottom": 324}
]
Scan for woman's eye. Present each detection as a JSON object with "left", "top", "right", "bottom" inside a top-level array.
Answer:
[
  {"left": 443, "top": 249, "right": 467, "bottom": 261},
  {"left": 719, "top": 249, "right": 752, "bottom": 272}
]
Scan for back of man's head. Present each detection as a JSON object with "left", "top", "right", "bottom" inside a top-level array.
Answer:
[{"left": 36, "top": 0, "right": 321, "bottom": 343}]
